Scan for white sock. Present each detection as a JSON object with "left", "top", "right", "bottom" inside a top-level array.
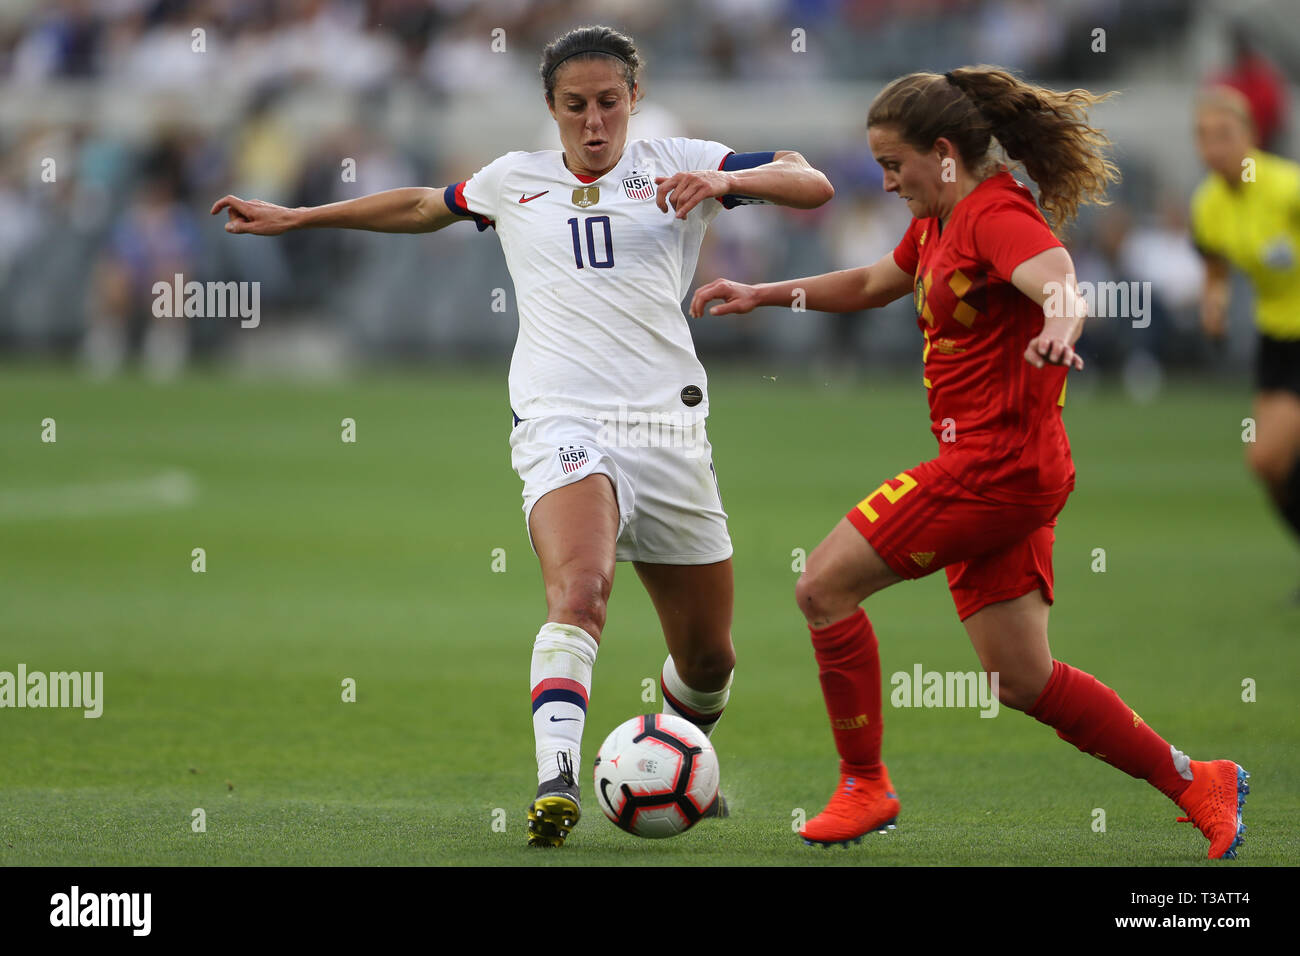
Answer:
[
  {"left": 81, "top": 321, "right": 127, "bottom": 380},
  {"left": 143, "top": 321, "right": 188, "bottom": 382},
  {"left": 660, "top": 654, "right": 732, "bottom": 737},
  {"left": 530, "top": 622, "right": 598, "bottom": 787}
]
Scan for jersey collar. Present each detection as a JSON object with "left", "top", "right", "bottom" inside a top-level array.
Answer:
[{"left": 560, "top": 144, "right": 630, "bottom": 185}]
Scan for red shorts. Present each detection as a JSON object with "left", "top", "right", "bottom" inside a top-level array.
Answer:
[{"left": 844, "top": 458, "right": 1070, "bottom": 620}]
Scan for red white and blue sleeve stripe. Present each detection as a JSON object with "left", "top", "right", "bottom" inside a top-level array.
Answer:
[{"left": 443, "top": 182, "right": 494, "bottom": 231}]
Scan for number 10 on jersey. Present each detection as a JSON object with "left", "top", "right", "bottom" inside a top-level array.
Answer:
[{"left": 568, "top": 216, "right": 614, "bottom": 269}]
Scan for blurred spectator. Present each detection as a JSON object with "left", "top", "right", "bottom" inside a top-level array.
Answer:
[
  {"left": 1117, "top": 195, "right": 1205, "bottom": 359},
  {"left": 973, "top": 0, "right": 1066, "bottom": 76},
  {"left": 11, "top": 0, "right": 103, "bottom": 82},
  {"left": 1211, "top": 26, "right": 1289, "bottom": 153},
  {"left": 83, "top": 142, "right": 202, "bottom": 380}
]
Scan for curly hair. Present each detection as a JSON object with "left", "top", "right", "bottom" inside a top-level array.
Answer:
[{"left": 867, "top": 66, "right": 1121, "bottom": 230}]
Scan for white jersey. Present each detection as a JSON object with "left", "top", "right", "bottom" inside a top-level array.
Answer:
[{"left": 450, "top": 137, "right": 734, "bottom": 422}]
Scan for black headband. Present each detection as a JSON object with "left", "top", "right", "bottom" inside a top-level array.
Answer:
[{"left": 546, "top": 48, "right": 630, "bottom": 79}]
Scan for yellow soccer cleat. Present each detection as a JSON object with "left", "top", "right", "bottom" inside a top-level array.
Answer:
[{"left": 527, "top": 752, "right": 581, "bottom": 848}]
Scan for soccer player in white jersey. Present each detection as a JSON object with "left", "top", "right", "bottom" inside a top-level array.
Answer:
[{"left": 212, "top": 24, "right": 833, "bottom": 846}]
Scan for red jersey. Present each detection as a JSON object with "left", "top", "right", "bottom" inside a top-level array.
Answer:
[{"left": 891, "top": 171, "right": 1073, "bottom": 504}]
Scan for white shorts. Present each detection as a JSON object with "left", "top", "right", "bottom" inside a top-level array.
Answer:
[{"left": 509, "top": 414, "right": 732, "bottom": 565}]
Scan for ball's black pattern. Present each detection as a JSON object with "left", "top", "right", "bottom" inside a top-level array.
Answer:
[{"left": 607, "top": 714, "right": 707, "bottom": 833}]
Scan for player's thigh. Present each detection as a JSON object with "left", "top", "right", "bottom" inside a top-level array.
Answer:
[
  {"left": 529, "top": 473, "right": 620, "bottom": 630},
  {"left": 1248, "top": 390, "right": 1300, "bottom": 484},
  {"left": 633, "top": 558, "right": 734, "bottom": 690},
  {"left": 799, "top": 459, "right": 1022, "bottom": 625},
  {"left": 961, "top": 589, "right": 1053, "bottom": 712},
  {"left": 943, "top": 504, "right": 1061, "bottom": 614},
  {"left": 616, "top": 424, "right": 732, "bottom": 566}
]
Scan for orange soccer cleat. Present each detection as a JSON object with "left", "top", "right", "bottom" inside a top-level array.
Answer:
[
  {"left": 800, "top": 766, "right": 900, "bottom": 848},
  {"left": 1175, "top": 759, "right": 1249, "bottom": 860}
]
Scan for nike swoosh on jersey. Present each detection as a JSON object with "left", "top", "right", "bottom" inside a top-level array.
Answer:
[{"left": 519, "top": 191, "right": 549, "bottom": 203}]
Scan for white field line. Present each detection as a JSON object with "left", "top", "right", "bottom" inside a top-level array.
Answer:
[{"left": 0, "top": 470, "right": 198, "bottom": 520}]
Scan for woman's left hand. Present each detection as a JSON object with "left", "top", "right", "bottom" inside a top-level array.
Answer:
[{"left": 1025, "top": 333, "right": 1084, "bottom": 370}]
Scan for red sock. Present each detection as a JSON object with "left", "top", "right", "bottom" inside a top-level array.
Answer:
[
  {"left": 1027, "top": 659, "right": 1191, "bottom": 803},
  {"left": 809, "top": 608, "right": 883, "bottom": 778}
]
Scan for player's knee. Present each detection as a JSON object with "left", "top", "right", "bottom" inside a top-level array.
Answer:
[
  {"left": 794, "top": 571, "right": 821, "bottom": 620},
  {"left": 795, "top": 568, "right": 852, "bottom": 624},
  {"left": 546, "top": 570, "right": 612, "bottom": 639}
]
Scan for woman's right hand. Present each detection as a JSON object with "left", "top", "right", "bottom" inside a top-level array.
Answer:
[
  {"left": 690, "top": 278, "right": 763, "bottom": 318},
  {"left": 210, "top": 195, "right": 301, "bottom": 235}
]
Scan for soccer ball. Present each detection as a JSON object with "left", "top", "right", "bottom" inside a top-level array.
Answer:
[{"left": 592, "top": 713, "right": 720, "bottom": 838}]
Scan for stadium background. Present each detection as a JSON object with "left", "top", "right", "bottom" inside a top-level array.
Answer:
[{"left": 1, "top": 0, "right": 1297, "bottom": 869}]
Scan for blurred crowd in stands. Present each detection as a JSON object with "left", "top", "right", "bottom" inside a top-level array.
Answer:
[
  {"left": 1, "top": 0, "right": 1201, "bottom": 88},
  {"left": 0, "top": 0, "right": 1292, "bottom": 384}
]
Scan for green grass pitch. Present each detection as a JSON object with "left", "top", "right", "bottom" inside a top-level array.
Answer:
[{"left": 1, "top": 365, "right": 1296, "bottom": 866}]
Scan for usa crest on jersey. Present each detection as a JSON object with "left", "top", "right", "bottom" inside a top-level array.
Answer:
[
  {"left": 559, "top": 445, "right": 590, "bottom": 474},
  {"left": 622, "top": 172, "right": 655, "bottom": 201}
]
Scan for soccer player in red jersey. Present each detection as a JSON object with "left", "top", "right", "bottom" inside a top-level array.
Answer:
[{"left": 692, "top": 67, "right": 1249, "bottom": 859}]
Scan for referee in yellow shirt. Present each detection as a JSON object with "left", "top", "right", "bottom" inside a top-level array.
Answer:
[{"left": 1193, "top": 86, "right": 1300, "bottom": 590}]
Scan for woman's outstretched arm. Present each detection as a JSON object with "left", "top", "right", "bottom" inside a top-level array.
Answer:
[{"left": 211, "top": 187, "right": 457, "bottom": 236}]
